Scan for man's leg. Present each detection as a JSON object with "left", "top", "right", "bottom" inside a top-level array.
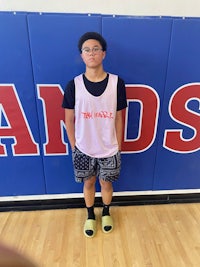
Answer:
[
  {"left": 99, "top": 179, "right": 114, "bottom": 233},
  {"left": 83, "top": 176, "right": 97, "bottom": 237},
  {"left": 72, "top": 147, "right": 97, "bottom": 237},
  {"left": 98, "top": 151, "right": 121, "bottom": 233},
  {"left": 99, "top": 179, "right": 113, "bottom": 207},
  {"left": 84, "top": 176, "right": 96, "bottom": 219}
]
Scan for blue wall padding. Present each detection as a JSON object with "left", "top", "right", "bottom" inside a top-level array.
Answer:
[
  {"left": 153, "top": 19, "right": 200, "bottom": 189},
  {"left": 0, "top": 13, "right": 46, "bottom": 195},
  {"left": 0, "top": 12, "right": 200, "bottom": 196},
  {"left": 102, "top": 17, "right": 172, "bottom": 191},
  {"left": 27, "top": 14, "right": 102, "bottom": 194}
]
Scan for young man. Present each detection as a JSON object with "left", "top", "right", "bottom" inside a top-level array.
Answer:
[{"left": 62, "top": 32, "right": 127, "bottom": 237}]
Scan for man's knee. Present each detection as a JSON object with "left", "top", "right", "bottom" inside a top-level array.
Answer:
[
  {"left": 99, "top": 179, "right": 112, "bottom": 190},
  {"left": 84, "top": 176, "right": 96, "bottom": 189}
]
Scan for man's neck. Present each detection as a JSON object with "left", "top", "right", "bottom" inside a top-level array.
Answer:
[{"left": 85, "top": 68, "right": 107, "bottom": 82}]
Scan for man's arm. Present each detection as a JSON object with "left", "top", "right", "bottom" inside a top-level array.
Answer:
[
  {"left": 115, "top": 110, "right": 123, "bottom": 151},
  {"left": 65, "top": 109, "right": 75, "bottom": 150}
]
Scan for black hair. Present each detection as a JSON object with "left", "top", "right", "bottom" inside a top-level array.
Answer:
[{"left": 78, "top": 32, "right": 107, "bottom": 53}]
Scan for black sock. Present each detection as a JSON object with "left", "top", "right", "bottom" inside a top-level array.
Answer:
[
  {"left": 102, "top": 204, "right": 110, "bottom": 216},
  {"left": 87, "top": 206, "right": 95, "bottom": 220}
]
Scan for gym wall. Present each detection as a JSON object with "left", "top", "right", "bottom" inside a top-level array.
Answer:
[{"left": 0, "top": 12, "right": 200, "bottom": 197}]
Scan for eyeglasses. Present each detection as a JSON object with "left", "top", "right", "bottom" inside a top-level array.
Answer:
[{"left": 81, "top": 47, "right": 103, "bottom": 55}]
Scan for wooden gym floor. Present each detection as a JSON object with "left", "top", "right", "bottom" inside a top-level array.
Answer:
[{"left": 0, "top": 203, "right": 200, "bottom": 267}]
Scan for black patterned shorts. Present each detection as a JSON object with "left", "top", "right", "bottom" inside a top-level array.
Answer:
[{"left": 72, "top": 147, "right": 121, "bottom": 183}]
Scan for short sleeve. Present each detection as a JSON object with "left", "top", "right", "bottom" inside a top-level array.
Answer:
[
  {"left": 62, "top": 79, "right": 75, "bottom": 109},
  {"left": 117, "top": 77, "right": 127, "bottom": 111}
]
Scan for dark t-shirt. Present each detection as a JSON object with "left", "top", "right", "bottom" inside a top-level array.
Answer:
[{"left": 62, "top": 73, "right": 127, "bottom": 111}]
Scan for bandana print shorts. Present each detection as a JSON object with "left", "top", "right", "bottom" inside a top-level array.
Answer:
[{"left": 72, "top": 147, "right": 121, "bottom": 183}]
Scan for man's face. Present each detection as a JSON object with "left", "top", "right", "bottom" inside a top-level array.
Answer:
[{"left": 81, "top": 39, "right": 106, "bottom": 69}]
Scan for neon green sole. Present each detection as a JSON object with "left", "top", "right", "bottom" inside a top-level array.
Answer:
[
  {"left": 84, "top": 219, "right": 97, "bottom": 238},
  {"left": 102, "top": 215, "right": 114, "bottom": 233}
]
